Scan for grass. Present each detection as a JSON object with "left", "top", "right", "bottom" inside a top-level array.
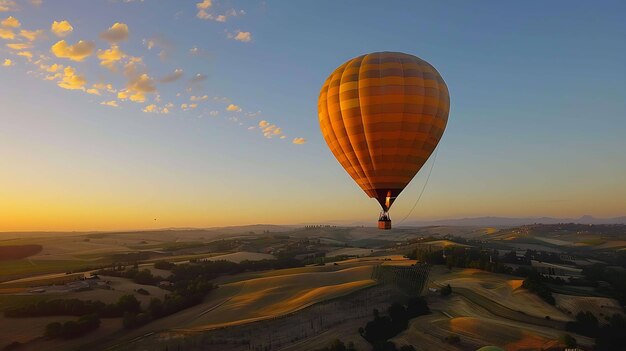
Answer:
[
  {"left": 578, "top": 238, "right": 606, "bottom": 246},
  {"left": 0, "top": 259, "right": 95, "bottom": 281},
  {"left": 181, "top": 265, "right": 376, "bottom": 330}
]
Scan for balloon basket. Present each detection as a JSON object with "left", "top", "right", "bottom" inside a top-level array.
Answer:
[
  {"left": 378, "top": 219, "right": 392, "bottom": 230},
  {"left": 378, "top": 212, "right": 391, "bottom": 230}
]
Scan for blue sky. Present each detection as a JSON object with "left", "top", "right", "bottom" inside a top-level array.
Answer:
[{"left": 1, "top": 0, "right": 625, "bottom": 230}]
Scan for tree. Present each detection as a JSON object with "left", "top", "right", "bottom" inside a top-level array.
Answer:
[
  {"left": 327, "top": 339, "right": 346, "bottom": 351},
  {"left": 567, "top": 311, "right": 599, "bottom": 337},
  {"left": 406, "top": 297, "right": 430, "bottom": 317},
  {"left": 117, "top": 294, "right": 141, "bottom": 313},
  {"left": 149, "top": 298, "right": 163, "bottom": 318},
  {"left": 45, "top": 322, "right": 62, "bottom": 338},
  {"left": 560, "top": 334, "right": 576, "bottom": 348}
]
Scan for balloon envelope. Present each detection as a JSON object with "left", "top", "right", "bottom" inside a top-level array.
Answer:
[{"left": 318, "top": 52, "right": 449, "bottom": 211}]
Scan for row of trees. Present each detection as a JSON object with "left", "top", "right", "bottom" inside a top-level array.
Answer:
[
  {"left": 97, "top": 258, "right": 304, "bottom": 289},
  {"left": 5, "top": 294, "right": 141, "bottom": 318},
  {"left": 566, "top": 312, "right": 626, "bottom": 350},
  {"left": 315, "top": 339, "right": 417, "bottom": 351},
  {"left": 95, "top": 267, "right": 160, "bottom": 286},
  {"left": 44, "top": 314, "right": 100, "bottom": 339},
  {"left": 582, "top": 264, "right": 626, "bottom": 306},
  {"left": 123, "top": 277, "right": 214, "bottom": 329},
  {"left": 359, "top": 297, "right": 430, "bottom": 351},
  {"left": 168, "top": 258, "right": 303, "bottom": 282},
  {"left": 521, "top": 271, "right": 555, "bottom": 305}
]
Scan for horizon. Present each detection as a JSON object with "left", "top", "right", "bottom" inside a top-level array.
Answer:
[
  {"left": 2, "top": 213, "right": 625, "bottom": 234},
  {"left": 1, "top": 0, "right": 625, "bottom": 231}
]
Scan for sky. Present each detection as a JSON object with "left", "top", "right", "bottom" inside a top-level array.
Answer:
[{"left": 0, "top": 0, "right": 625, "bottom": 231}]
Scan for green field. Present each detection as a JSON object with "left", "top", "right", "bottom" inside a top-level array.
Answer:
[{"left": 0, "top": 259, "right": 95, "bottom": 281}]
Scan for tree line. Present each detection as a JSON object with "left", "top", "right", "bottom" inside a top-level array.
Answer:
[{"left": 358, "top": 297, "right": 430, "bottom": 351}]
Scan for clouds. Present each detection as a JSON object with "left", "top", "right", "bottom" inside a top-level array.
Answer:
[
  {"left": 196, "top": 0, "right": 212, "bottom": 19},
  {"left": 191, "top": 73, "right": 207, "bottom": 82},
  {"left": 159, "top": 68, "right": 183, "bottom": 83},
  {"left": 100, "top": 22, "right": 129, "bottom": 43},
  {"left": 0, "top": 1, "right": 18, "bottom": 12},
  {"left": 142, "top": 103, "right": 170, "bottom": 114},
  {"left": 226, "top": 103, "right": 241, "bottom": 112},
  {"left": 292, "top": 137, "right": 306, "bottom": 145},
  {"left": 97, "top": 44, "right": 124, "bottom": 70},
  {"left": 196, "top": 0, "right": 244, "bottom": 22},
  {"left": 20, "top": 29, "right": 44, "bottom": 41},
  {"left": 118, "top": 73, "right": 156, "bottom": 103},
  {"left": 6, "top": 42, "right": 30, "bottom": 50},
  {"left": 51, "top": 20, "right": 73, "bottom": 37},
  {"left": 51, "top": 40, "right": 95, "bottom": 61},
  {"left": 258, "top": 120, "right": 283, "bottom": 139},
  {"left": 0, "top": 3, "right": 306, "bottom": 151},
  {"left": 16, "top": 50, "right": 31, "bottom": 59},
  {"left": 228, "top": 30, "right": 251, "bottom": 42},
  {"left": 190, "top": 94, "right": 208, "bottom": 101},
  {"left": 0, "top": 27, "right": 12, "bottom": 39},
  {"left": 180, "top": 103, "right": 197, "bottom": 111},
  {"left": 0, "top": 15, "right": 18, "bottom": 38},
  {"left": 57, "top": 66, "right": 86, "bottom": 90},
  {"left": 1, "top": 16, "right": 19, "bottom": 27},
  {"left": 100, "top": 100, "right": 118, "bottom": 107}
]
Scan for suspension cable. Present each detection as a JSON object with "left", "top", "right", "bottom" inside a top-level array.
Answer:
[{"left": 396, "top": 147, "right": 439, "bottom": 225}]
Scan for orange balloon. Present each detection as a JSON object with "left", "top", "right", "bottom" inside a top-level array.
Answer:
[{"left": 318, "top": 52, "right": 449, "bottom": 218}]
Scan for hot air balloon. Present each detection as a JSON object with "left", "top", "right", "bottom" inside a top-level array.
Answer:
[{"left": 318, "top": 52, "right": 449, "bottom": 229}]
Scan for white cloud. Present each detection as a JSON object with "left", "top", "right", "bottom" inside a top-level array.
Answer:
[
  {"left": 20, "top": 29, "right": 44, "bottom": 41},
  {"left": 6, "top": 42, "right": 30, "bottom": 50},
  {"left": 228, "top": 30, "right": 251, "bottom": 42},
  {"left": 226, "top": 103, "right": 241, "bottom": 112},
  {"left": 100, "top": 22, "right": 129, "bottom": 43},
  {"left": 118, "top": 73, "right": 156, "bottom": 103},
  {"left": 143, "top": 103, "right": 170, "bottom": 114},
  {"left": 51, "top": 20, "right": 73, "bottom": 37},
  {"left": 16, "top": 50, "right": 32, "bottom": 60},
  {"left": 57, "top": 66, "right": 86, "bottom": 90},
  {"left": 181, "top": 103, "right": 197, "bottom": 111},
  {"left": 0, "top": 1, "right": 18, "bottom": 12},
  {"left": 191, "top": 73, "right": 207, "bottom": 82},
  {"left": 292, "top": 137, "right": 306, "bottom": 145},
  {"left": 97, "top": 45, "right": 125, "bottom": 70},
  {"left": 196, "top": 0, "right": 212, "bottom": 19},
  {"left": 0, "top": 27, "right": 13, "bottom": 39},
  {"left": 159, "top": 68, "right": 183, "bottom": 83},
  {"left": 196, "top": 0, "right": 244, "bottom": 22},
  {"left": 92, "top": 82, "right": 116, "bottom": 93},
  {"left": 2, "top": 58, "right": 12, "bottom": 66},
  {"left": 190, "top": 94, "right": 208, "bottom": 101},
  {"left": 1, "top": 16, "right": 20, "bottom": 27},
  {"left": 50, "top": 40, "right": 95, "bottom": 61},
  {"left": 142, "top": 35, "right": 173, "bottom": 60}
]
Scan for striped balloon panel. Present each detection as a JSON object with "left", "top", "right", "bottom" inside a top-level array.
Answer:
[{"left": 318, "top": 52, "right": 449, "bottom": 210}]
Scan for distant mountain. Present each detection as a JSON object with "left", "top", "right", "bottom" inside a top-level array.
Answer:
[{"left": 401, "top": 215, "right": 626, "bottom": 227}]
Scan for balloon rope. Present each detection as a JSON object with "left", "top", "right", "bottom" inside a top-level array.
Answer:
[{"left": 396, "top": 147, "right": 439, "bottom": 225}]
